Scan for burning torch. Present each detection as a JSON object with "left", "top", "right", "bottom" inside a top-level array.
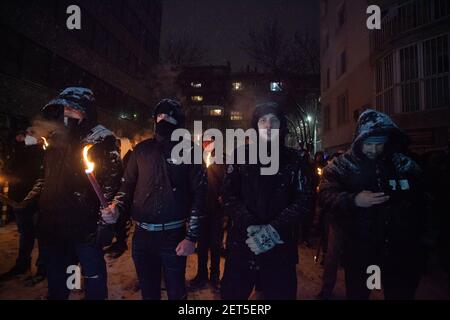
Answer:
[
  {"left": 206, "top": 152, "right": 213, "bottom": 168},
  {"left": 41, "top": 137, "right": 49, "bottom": 150},
  {"left": 82, "top": 145, "right": 108, "bottom": 208},
  {"left": 83, "top": 145, "right": 116, "bottom": 247}
]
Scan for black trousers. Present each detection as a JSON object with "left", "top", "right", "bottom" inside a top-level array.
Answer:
[
  {"left": 221, "top": 254, "right": 297, "bottom": 300},
  {"left": 114, "top": 210, "right": 131, "bottom": 245},
  {"left": 41, "top": 241, "right": 107, "bottom": 300},
  {"left": 344, "top": 254, "right": 423, "bottom": 300},
  {"left": 132, "top": 227, "right": 187, "bottom": 300},
  {"left": 196, "top": 214, "right": 224, "bottom": 279},
  {"left": 320, "top": 221, "right": 343, "bottom": 296},
  {"left": 14, "top": 208, "right": 42, "bottom": 269}
]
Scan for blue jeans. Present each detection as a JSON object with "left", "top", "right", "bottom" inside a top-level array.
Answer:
[
  {"left": 132, "top": 227, "right": 187, "bottom": 300},
  {"left": 40, "top": 241, "right": 107, "bottom": 300}
]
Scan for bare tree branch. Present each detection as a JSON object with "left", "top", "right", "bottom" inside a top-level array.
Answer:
[
  {"left": 243, "top": 24, "right": 320, "bottom": 76},
  {"left": 242, "top": 20, "right": 288, "bottom": 73},
  {"left": 289, "top": 32, "right": 320, "bottom": 75},
  {"left": 161, "top": 33, "right": 208, "bottom": 66}
]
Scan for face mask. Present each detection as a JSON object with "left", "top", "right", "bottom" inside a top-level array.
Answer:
[
  {"left": 64, "top": 116, "right": 82, "bottom": 132},
  {"left": 24, "top": 135, "right": 38, "bottom": 146},
  {"left": 155, "top": 120, "right": 177, "bottom": 139}
]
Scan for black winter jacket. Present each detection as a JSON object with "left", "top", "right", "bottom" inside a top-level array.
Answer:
[
  {"left": 113, "top": 138, "right": 207, "bottom": 242},
  {"left": 222, "top": 144, "right": 314, "bottom": 265},
  {"left": 318, "top": 110, "right": 433, "bottom": 266},
  {"left": 24, "top": 125, "right": 122, "bottom": 244}
]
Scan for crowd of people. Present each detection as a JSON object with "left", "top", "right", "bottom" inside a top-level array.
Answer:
[{"left": 0, "top": 86, "right": 449, "bottom": 300}]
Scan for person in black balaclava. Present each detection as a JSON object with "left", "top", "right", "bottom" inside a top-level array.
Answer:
[
  {"left": 220, "top": 102, "right": 314, "bottom": 300},
  {"left": 103, "top": 99, "right": 207, "bottom": 300},
  {"left": 20, "top": 87, "right": 122, "bottom": 300}
]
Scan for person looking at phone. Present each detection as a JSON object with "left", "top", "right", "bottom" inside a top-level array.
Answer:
[{"left": 318, "top": 109, "right": 434, "bottom": 300}]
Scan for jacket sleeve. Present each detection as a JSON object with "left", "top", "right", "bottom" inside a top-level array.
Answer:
[
  {"left": 22, "top": 154, "right": 46, "bottom": 207},
  {"left": 318, "top": 165, "right": 357, "bottom": 221},
  {"left": 270, "top": 164, "right": 315, "bottom": 241},
  {"left": 22, "top": 178, "right": 44, "bottom": 207},
  {"left": 221, "top": 163, "right": 258, "bottom": 233},
  {"left": 94, "top": 136, "right": 123, "bottom": 205},
  {"left": 185, "top": 156, "right": 207, "bottom": 242},
  {"left": 112, "top": 148, "right": 138, "bottom": 214}
]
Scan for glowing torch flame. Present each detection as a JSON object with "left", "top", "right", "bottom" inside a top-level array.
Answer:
[
  {"left": 206, "top": 152, "right": 212, "bottom": 168},
  {"left": 317, "top": 167, "right": 323, "bottom": 176},
  {"left": 83, "top": 145, "right": 95, "bottom": 174},
  {"left": 42, "top": 137, "right": 49, "bottom": 150}
]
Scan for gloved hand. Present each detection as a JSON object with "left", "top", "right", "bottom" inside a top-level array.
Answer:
[
  {"left": 245, "top": 224, "right": 284, "bottom": 255},
  {"left": 100, "top": 203, "right": 120, "bottom": 225},
  {"left": 247, "top": 225, "right": 263, "bottom": 237}
]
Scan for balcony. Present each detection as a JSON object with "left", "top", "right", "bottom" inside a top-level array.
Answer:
[{"left": 370, "top": 0, "right": 450, "bottom": 55}]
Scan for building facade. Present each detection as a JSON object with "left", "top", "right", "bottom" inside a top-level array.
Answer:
[
  {"left": 320, "top": 0, "right": 450, "bottom": 154},
  {"left": 0, "top": 0, "right": 162, "bottom": 137},
  {"left": 177, "top": 65, "right": 231, "bottom": 133},
  {"left": 320, "top": 0, "right": 374, "bottom": 153},
  {"left": 177, "top": 64, "right": 320, "bottom": 150},
  {"left": 371, "top": 0, "right": 450, "bottom": 153}
]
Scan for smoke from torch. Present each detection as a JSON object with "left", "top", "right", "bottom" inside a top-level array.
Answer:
[{"left": 83, "top": 145, "right": 108, "bottom": 208}]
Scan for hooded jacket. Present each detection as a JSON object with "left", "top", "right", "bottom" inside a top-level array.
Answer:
[
  {"left": 222, "top": 103, "right": 314, "bottom": 265},
  {"left": 24, "top": 88, "right": 122, "bottom": 244},
  {"left": 318, "top": 109, "right": 433, "bottom": 265}
]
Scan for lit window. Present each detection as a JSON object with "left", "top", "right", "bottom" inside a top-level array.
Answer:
[
  {"left": 232, "top": 82, "right": 242, "bottom": 91},
  {"left": 270, "top": 82, "right": 283, "bottom": 92},
  {"left": 191, "top": 96, "right": 204, "bottom": 102},
  {"left": 230, "top": 111, "right": 243, "bottom": 121},
  {"left": 210, "top": 109, "right": 223, "bottom": 116},
  {"left": 191, "top": 82, "right": 202, "bottom": 88}
]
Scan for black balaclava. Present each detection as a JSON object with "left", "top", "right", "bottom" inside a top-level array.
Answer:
[
  {"left": 153, "top": 99, "right": 185, "bottom": 140},
  {"left": 155, "top": 120, "right": 178, "bottom": 138}
]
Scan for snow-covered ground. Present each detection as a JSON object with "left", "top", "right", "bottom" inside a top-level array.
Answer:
[{"left": 0, "top": 223, "right": 448, "bottom": 300}]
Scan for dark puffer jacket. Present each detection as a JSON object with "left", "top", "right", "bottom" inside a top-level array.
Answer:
[
  {"left": 318, "top": 109, "right": 433, "bottom": 267},
  {"left": 222, "top": 144, "right": 314, "bottom": 265},
  {"left": 24, "top": 88, "right": 122, "bottom": 244}
]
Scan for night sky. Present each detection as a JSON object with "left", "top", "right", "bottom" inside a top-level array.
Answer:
[{"left": 161, "top": 0, "right": 320, "bottom": 71}]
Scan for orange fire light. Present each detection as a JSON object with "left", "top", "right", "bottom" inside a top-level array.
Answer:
[
  {"left": 83, "top": 145, "right": 95, "bottom": 174},
  {"left": 42, "top": 137, "right": 49, "bottom": 150}
]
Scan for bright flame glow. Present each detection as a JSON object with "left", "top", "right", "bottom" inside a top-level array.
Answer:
[
  {"left": 42, "top": 137, "right": 49, "bottom": 150},
  {"left": 83, "top": 145, "right": 95, "bottom": 174},
  {"left": 317, "top": 167, "right": 323, "bottom": 176},
  {"left": 206, "top": 152, "right": 212, "bottom": 168}
]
